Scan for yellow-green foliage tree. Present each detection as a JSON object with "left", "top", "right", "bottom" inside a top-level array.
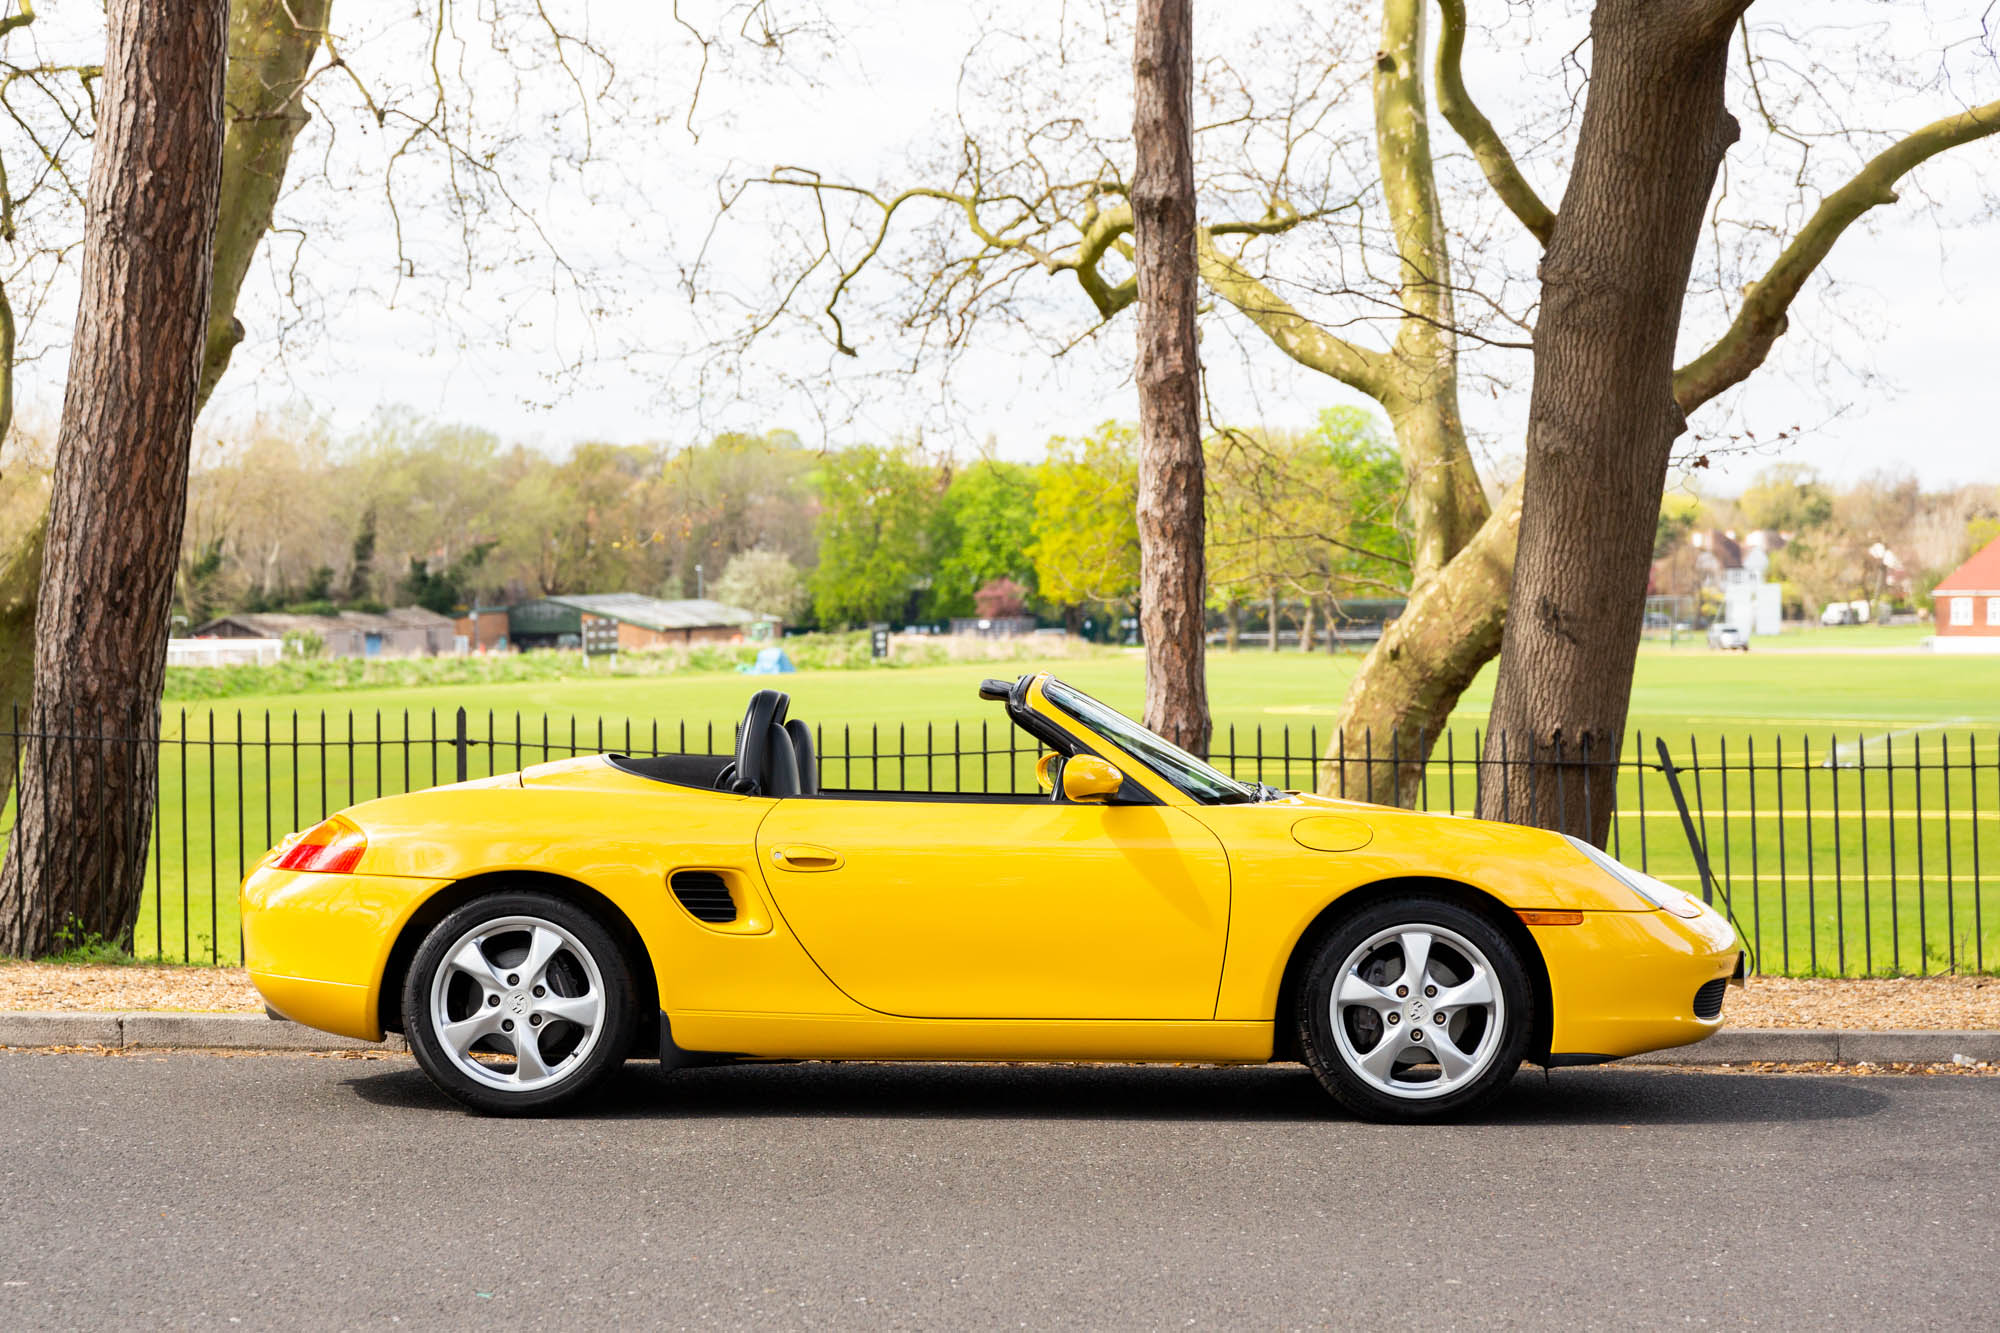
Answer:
[{"left": 1028, "top": 424, "right": 1141, "bottom": 632}]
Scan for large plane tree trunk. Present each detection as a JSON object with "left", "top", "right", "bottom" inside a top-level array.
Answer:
[
  {"left": 1131, "top": 0, "right": 1211, "bottom": 757},
  {"left": 1477, "top": 0, "right": 1749, "bottom": 842},
  {"left": 0, "top": 0, "right": 229, "bottom": 957},
  {"left": 0, "top": 0, "right": 329, "bottom": 864}
]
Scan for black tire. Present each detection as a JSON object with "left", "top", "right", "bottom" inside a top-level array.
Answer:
[
  {"left": 403, "top": 890, "right": 639, "bottom": 1115},
  {"left": 1296, "top": 895, "right": 1534, "bottom": 1122}
]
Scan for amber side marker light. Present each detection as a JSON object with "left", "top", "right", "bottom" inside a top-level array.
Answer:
[
  {"left": 274, "top": 815, "right": 368, "bottom": 874},
  {"left": 1515, "top": 910, "right": 1584, "bottom": 926}
]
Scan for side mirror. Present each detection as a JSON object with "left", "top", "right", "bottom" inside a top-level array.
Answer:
[
  {"left": 1034, "top": 752, "right": 1061, "bottom": 794},
  {"left": 1061, "top": 755, "right": 1124, "bottom": 803}
]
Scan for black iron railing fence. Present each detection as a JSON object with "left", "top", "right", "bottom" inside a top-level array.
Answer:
[{"left": 1, "top": 706, "right": 1994, "bottom": 978}]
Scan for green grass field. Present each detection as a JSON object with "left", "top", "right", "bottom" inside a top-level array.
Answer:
[{"left": 10, "top": 634, "right": 1997, "bottom": 976}]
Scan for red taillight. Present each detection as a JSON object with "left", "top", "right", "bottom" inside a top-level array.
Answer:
[{"left": 274, "top": 815, "right": 368, "bottom": 874}]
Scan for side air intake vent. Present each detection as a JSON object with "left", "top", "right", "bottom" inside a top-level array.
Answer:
[
  {"left": 670, "top": 870, "right": 737, "bottom": 924},
  {"left": 1692, "top": 978, "right": 1727, "bottom": 1021}
]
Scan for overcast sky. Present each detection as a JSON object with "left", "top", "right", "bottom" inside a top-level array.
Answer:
[{"left": 13, "top": 0, "right": 1998, "bottom": 491}]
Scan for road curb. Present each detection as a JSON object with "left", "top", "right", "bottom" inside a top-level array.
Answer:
[
  {"left": 0, "top": 1011, "right": 405, "bottom": 1053},
  {"left": 0, "top": 1014, "right": 1993, "bottom": 1062},
  {"left": 1631, "top": 1028, "right": 2000, "bottom": 1065}
]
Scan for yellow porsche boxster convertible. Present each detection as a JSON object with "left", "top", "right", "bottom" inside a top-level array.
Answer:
[{"left": 241, "top": 673, "right": 1741, "bottom": 1120}]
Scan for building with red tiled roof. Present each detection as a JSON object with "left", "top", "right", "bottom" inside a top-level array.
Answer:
[{"left": 1933, "top": 535, "right": 2000, "bottom": 653}]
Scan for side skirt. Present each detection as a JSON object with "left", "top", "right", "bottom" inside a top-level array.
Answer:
[{"left": 667, "top": 1011, "right": 1275, "bottom": 1065}]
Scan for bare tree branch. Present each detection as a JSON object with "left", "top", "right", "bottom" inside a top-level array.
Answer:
[
  {"left": 1432, "top": 0, "right": 1554, "bottom": 246},
  {"left": 1194, "top": 227, "right": 1391, "bottom": 399},
  {"left": 1675, "top": 96, "right": 2000, "bottom": 412}
]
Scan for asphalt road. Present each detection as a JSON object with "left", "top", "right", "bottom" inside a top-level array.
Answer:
[{"left": 1, "top": 1052, "right": 1994, "bottom": 1330}]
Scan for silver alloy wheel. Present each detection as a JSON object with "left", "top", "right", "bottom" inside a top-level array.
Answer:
[
  {"left": 427, "top": 914, "right": 607, "bottom": 1093},
  {"left": 1330, "top": 923, "right": 1506, "bottom": 1101}
]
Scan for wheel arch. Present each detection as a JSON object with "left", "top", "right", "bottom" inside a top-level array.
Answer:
[
  {"left": 377, "top": 869, "right": 660, "bottom": 1049},
  {"left": 1268, "top": 875, "right": 1554, "bottom": 1065}
]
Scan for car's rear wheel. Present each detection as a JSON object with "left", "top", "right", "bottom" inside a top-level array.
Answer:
[
  {"left": 1297, "top": 896, "right": 1533, "bottom": 1122},
  {"left": 404, "top": 891, "right": 637, "bottom": 1115}
]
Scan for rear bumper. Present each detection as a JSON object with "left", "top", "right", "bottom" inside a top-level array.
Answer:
[
  {"left": 1531, "top": 902, "right": 1743, "bottom": 1062},
  {"left": 240, "top": 865, "right": 451, "bottom": 1042}
]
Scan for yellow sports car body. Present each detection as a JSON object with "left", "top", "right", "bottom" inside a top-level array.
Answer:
[{"left": 241, "top": 674, "right": 1742, "bottom": 1119}]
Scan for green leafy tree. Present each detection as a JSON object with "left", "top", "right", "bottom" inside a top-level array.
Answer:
[
  {"left": 344, "top": 507, "right": 378, "bottom": 603},
  {"left": 930, "top": 459, "right": 1040, "bottom": 619},
  {"left": 399, "top": 542, "right": 497, "bottom": 616},
  {"left": 175, "top": 537, "right": 228, "bottom": 626},
  {"left": 1963, "top": 516, "right": 2000, "bottom": 564},
  {"left": 1028, "top": 423, "right": 1140, "bottom": 627},
  {"left": 1206, "top": 408, "right": 1409, "bottom": 646},
  {"left": 811, "top": 445, "right": 941, "bottom": 627},
  {"left": 1737, "top": 464, "right": 1835, "bottom": 535}
]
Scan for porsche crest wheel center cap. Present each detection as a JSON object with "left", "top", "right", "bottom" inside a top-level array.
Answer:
[{"left": 505, "top": 991, "right": 530, "bottom": 1017}]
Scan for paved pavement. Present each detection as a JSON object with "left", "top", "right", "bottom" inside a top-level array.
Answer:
[{"left": 1, "top": 1052, "right": 1994, "bottom": 1329}]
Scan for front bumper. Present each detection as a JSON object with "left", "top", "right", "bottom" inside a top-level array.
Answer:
[
  {"left": 240, "top": 864, "right": 451, "bottom": 1042},
  {"left": 1530, "top": 900, "right": 1743, "bottom": 1062}
]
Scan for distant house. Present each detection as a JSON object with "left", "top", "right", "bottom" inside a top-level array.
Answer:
[
  {"left": 1689, "top": 529, "right": 1749, "bottom": 587},
  {"left": 1932, "top": 535, "right": 2000, "bottom": 654},
  {"left": 503, "top": 594, "right": 777, "bottom": 651},
  {"left": 193, "top": 607, "right": 457, "bottom": 658}
]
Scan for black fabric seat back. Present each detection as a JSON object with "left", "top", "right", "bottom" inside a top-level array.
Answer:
[
  {"left": 785, "top": 719, "right": 818, "bottom": 796},
  {"left": 763, "top": 723, "right": 802, "bottom": 798},
  {"left": 731, "top": 689, "right": 790, "bottom": 794}
]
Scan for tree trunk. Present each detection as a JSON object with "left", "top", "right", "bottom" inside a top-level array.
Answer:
[
  {"left": 1224, "top": 600, "right": 1240, "bottom": 652},
  {"left": 1266, "top": 589, "right": 1280, "bottom": 651},
  {"left": 1131, "top": 0, "right": 1210, "bottom": 756},
  {"left": 1478, "top": 0, "right": 1748, "bottom": 843},
  {"left": 0, "top": 0, "right": 328, "bottom": 839},
  {"left": 1299, "top": 596, "right": 1316, "bottom": 653},
  {"left": 0, "top": 0, "right": 228, "bottom": 957}
]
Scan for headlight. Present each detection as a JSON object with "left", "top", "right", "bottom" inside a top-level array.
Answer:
[{"left": 1562, "top": 834, "right": 1704, "bottom": 918}]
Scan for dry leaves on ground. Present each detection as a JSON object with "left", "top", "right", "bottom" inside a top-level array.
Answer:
[
  {"left": 0, "top": 963, "right": 261, "bottom": 1013},
  {"left": 1723, "top": 975, "right": 2000, "bottom": 1029}
]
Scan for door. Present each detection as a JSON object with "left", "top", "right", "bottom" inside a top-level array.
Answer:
[{"left": 755, "top": 797, "right": 1230, "bottom": 1019}]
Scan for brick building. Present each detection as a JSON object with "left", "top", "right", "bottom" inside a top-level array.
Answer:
[{"left": 1933, "top": 535, "right": 2000, "bottom": 653}]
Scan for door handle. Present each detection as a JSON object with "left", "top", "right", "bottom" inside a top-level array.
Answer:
[{"left": 770, "top": 844, "right": 843, "bottom": 872}]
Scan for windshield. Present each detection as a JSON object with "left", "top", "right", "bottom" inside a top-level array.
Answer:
[{"left": 1042, "top": 679, "right": 1262, "bottom": 805}]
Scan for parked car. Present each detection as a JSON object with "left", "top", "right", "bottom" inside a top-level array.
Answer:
[
  {"left": 1707, "top": 623, "right": 1749, "bottom": 651},
  {"left": 241, "top": 674, "right": 1743, "bottom": 1122}
]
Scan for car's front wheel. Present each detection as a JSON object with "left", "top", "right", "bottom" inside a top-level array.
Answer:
[
  {"left": 1297, "top": 896, "right": 1534, "bottom": 1122},
  {"left": 404, "top": 891, "right": 637, "bottom": 1115}
]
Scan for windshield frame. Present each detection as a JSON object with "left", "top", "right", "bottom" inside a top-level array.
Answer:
[{"left": 1039, "top": 678, "right": 1261, "bottom": 806}]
